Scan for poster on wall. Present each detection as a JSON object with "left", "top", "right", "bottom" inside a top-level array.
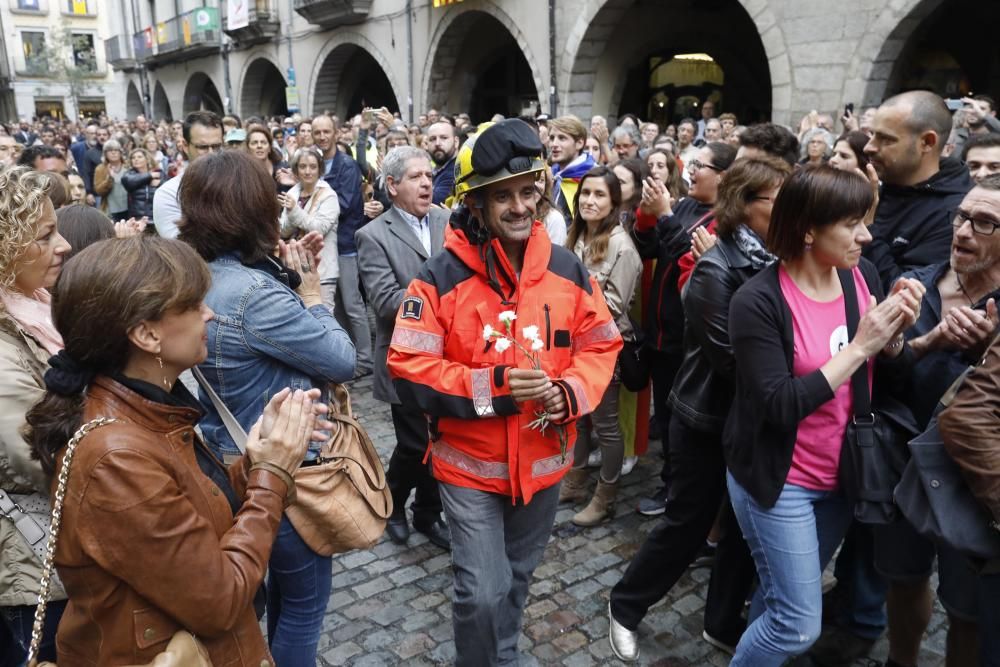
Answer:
[{"left": 227, "top": 0, "right": 249, "bottom": 30}]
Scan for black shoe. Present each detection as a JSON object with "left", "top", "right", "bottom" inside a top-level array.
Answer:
[
  {"left": 386, "top": 516, "right": 410, "bottom": 544},
  {"left": 690, "top": 542, "right": 717, "bottom": 568},
  {"left": 414, "top": 519, "right": 451, "bottom": 551},
  {"left": 808, "top": 626, "right": 877, "bottom": 667}
]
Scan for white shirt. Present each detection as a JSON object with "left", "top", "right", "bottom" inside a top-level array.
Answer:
[
  {"left": 394, "top": 206, "right": 431, "bottom": 255},
  {"left": 152, "top": 174, "right": 182, "bottom": 238}
]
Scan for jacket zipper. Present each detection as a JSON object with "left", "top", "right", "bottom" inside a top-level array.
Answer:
[{"left": 544, "top": 304, "right": 551, "bottom": 351}]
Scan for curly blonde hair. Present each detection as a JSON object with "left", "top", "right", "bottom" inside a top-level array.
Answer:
[{"left": 0, "top": 166, "right": 51, "bottom": 292}]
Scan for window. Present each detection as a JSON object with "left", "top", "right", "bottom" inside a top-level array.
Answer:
[
  {"left": 66, "top": 0, "right": 90, "bottom": 14},
  {"left": 72, "top": 33, "right": 96, "bottom": 71},
  {"left": 14, "top": 0, "right": 42, "bottom": 11},
  {"left": 22, "top": 31, "right": 46, "bottom": 74}
]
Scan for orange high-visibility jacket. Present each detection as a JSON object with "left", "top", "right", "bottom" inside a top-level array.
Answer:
[{"left": 387, "top": 222, "right": 622, "bottom": 503}]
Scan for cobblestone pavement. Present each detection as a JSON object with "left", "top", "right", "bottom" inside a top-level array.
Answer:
[{"left": 317, "top": 374, "right": 949, "bottom": 666}]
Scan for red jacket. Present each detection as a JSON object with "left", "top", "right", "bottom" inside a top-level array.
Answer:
[{"left": 387, "top": 222, "right": 622, "bottom": 502}]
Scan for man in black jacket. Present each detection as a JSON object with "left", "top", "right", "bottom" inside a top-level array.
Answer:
[{"left": 863, "top": 91, "right": 973, "bottom": 291}]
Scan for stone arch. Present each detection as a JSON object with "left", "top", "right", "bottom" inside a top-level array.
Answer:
[
  {"left": 152, "top": 80, "right": 172, "bottom": 121},
  {"left": 183, "top": 72, "right": 224, "bottom": 115},
  {"left": 240, "top": 56, "right": 288, "bottom": 119},
  {"left": 126, "top": 80, "right": 144, "bottom": 118},
  {"left": 309, "top": 31, "right": 403, "bottom": 118},
  {"left": 844, "top": 0, "right": 999, "bottom": 107},
  {"left": 561, "top": 0, "right": 790, "bottom": 124},
  {"left": 422, "top": 2, "right": 544, "bottom": 121}
]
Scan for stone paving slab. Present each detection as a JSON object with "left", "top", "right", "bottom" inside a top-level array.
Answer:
[{"left": 312, "top": 374, "right": 948, "bottom": 666}]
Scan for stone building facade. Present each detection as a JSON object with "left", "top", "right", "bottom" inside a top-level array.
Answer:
[
  {"left": 1, "top": 0, "right": 121, "bottom": 120},
  {"left": 102, "top": 0, "right": 997, "bottom": 127}
]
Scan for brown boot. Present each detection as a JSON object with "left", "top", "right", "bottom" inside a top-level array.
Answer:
[
  {"left": 572, "top": 480, "right": 618, "bottom": 526},
  {"left": 558, "top": 467, "right": 590, "bottom": 504}
]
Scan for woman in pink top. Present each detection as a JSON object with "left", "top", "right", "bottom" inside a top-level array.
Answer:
[{"left": 723, "top": 166, "right": 926, "bottom": 666}]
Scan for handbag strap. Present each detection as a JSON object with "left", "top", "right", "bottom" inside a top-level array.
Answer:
[
  {"left": 838, "top": 269, "right": 872, "bottom": 420},
  {"left": 26, "top": 417, "right": 117, "bottom": 667},
  {"left": 191, "top": 367, "right": 248, "bottom": 453}
]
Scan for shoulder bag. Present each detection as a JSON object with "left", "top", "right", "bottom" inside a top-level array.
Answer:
[
  {"left": 193, "top": 368, "right": 392, "bottom": 556},
  {"left": 894, "top": 336, "right": 1000, "bottom": 561},
  {"left": 27, "top": 417, "right": 212, "bottom": 667},
  {"left": 838, "top": 269, "right": 918, "bottom": 524}
]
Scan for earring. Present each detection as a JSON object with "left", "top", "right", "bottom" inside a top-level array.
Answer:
[
  {"left": 805, "top": 243, "right": 813, "bottom": 251},
  {"left": 156, "top": 355, "right": 170, "bottom": 390}
]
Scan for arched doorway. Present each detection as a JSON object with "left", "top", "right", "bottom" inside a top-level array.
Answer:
[
  {"left": 126, "top": 81, "right": 144, "bottom": 118},
  {"left": 879, "top": 0, "right": 1000, "bottom": 101},
  {"left": 425, "top": 10, "right": 540, "bottom": 122},
  {"left": 152, "top": 81, "right": 172, "bottom": 121},
  {"left": 183, "top": 72, "right": 224, "bottom": 115},
  {"left": 312, "top": 43, "right": 398, "bottom": 119},
  {"left": 241, "top": 58, "right": 288, "bottom": 119},
  {"left": 565, "top": 0, "right": 772, "bottom": 126}
]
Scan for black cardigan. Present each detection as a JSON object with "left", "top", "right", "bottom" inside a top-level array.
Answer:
[{"left": 722, "top": 258, "right": 912, "bottom": 508}]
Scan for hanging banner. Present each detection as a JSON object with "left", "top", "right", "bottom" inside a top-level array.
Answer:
[
  {"left": 182, "top": 17, "right": 191, "bottom": 45},
  {"left": 286, "top": 87, "right": 300, "bottom": 114},
  {"left": 71, "top": 0, "right": 89, "bottom": 14},
  {"left": 193, "top": 8, "right": 219, "bottom": 31},
  {"left": 227, "top": 0, "right": 249, "bottom": 30},
  {"left": 156, "top": 22, "right": 168, "bottom": 44}
]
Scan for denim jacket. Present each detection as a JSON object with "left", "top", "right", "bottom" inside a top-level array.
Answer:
[{"left": 197, "top": 252, "right": 356, "bottom": 459}]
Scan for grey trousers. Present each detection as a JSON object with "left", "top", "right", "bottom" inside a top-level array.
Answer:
[
  {"left": 333, "top": 254, "right": 372, "bottom": 372},
  {"left": 439, "top": 482, "right": 560, "bottom": 666},
  {"left": 570, "top": 379, "right": 625, "bottom": 483}
]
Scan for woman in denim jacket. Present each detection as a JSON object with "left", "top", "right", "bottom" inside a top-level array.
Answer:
[{"left": 178, "top": 150, "right": 356, "bottom": 666}]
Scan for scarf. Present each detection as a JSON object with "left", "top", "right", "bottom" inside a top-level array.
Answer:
[
  {"left": 733, "top": 224, "right": 777, "bottom": 270},
  {"left": 0, "top": 288, "right": 63, "bottom": 355},
  {"left": 551, "top": 152, "right": 597, "bottom": 208}
]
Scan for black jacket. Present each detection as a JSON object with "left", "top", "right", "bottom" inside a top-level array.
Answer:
[
  {"left": 723, "top": 258, "right": 912, "bottom": 508},
  {"left": 121, "top": 169, "right": 157, "bottom": 219},
  {"left": 631, "top": 197, "right": 713, "bottom": 353},
  {"left": 863, "top": 158, "right": 972, "bottom": 292},
  {"left": 668, "top": 235, "right": 760, "bottom": 433}
]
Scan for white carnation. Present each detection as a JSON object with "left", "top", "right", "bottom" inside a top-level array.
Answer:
[
  {"left": 531, "top": 338, "right": 544, "bottom": 351},
  {"left": 494, "top": 337, "right": 512, "bottom": 353},
  {"left": 498, "top": 310, "right": 517, "bottom": 324},
  {"left": 482, "top": 324, "right": 494, "bottom": 341},
  {"left": 522, "top": 325, "right": 540, "bottom": 341}
]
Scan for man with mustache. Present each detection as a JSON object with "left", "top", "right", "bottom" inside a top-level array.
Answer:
[
  {"left": 387, "top": 119, "right": 621, "bottom": 666},
  {"left": 426, "top": 120, "right": 458, "bottom": 205}
]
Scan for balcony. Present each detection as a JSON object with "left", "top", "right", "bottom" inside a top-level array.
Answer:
[
  {"left": 292, "top": 0, "right": 371, "bottom": 29},
  {"left": 133, "top": 6, "right": 221, "bottom": 67},
  {"left": 104, "top": 33, "right": 136, "bottom": 70},
  {"left": 224, "top": 0, "right": 280, "bottom": 46}
]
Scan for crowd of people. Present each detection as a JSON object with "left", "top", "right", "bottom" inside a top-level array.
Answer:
[{"left": 1, "top": 88, "right": 1000, "bottom": 667}]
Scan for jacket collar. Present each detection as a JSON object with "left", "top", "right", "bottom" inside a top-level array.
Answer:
[
  {"left": 87, "top": 375, "right": 202, "bottom": 433},
  {"left": 444, "top": 221, "right": 552, "bottom": 288}
]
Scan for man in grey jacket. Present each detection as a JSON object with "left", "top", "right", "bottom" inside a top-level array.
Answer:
[{"left": 356, "top": 145, "right": 450, "bottom": 549}]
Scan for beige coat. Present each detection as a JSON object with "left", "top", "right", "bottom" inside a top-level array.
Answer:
[
  {"left": 571, "top": 224, "right": 643, "bottom": 342},
  {"left": 0, "top": 310, "right": 65, "bottom": 606}
]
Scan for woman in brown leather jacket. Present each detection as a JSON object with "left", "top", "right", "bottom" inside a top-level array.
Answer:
[{"left": 24, "top": 235, "right": 325, "bottom": 666}]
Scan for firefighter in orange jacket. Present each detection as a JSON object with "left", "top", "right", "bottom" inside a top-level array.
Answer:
[{"left": 387, "top": 119, "right": 621, "bottom": 666}]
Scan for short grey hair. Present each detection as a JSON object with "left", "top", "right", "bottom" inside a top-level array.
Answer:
[
  {"left": 611, "top": 125, "right": 640, "bottom": 146},
  {"left": 102, "top": 139, "right": 122, "bottom": 160},
  {"left": 382, "top": 145, "right": 432, "bottom": 186}
]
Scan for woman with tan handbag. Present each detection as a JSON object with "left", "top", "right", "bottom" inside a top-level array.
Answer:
[
  {"left": 24, "top": 235, "right": 325, "bottom": 666},
  {"left": 177, "top": 150, "right": 357, "bottom": 667},
  {"left": 92, "top": 139, "right": 129, "bottom": 222}
]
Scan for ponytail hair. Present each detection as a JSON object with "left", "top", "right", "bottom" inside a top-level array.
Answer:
[{"left": 26, "top": 235, "right": 210, "bottom": 474}]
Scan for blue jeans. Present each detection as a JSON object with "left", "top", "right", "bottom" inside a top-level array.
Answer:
[
  {"left": 266, "top": 516, "right": 332, "bottom": 667},
  {"left": 439, "top": 482, "right": 560, "bottom": 667},
  {"left": 727, "top": 472, "right": 852, "bottom": 666},
  {"left": 0, "top": 599, "right": 66, "bottom": 666}
]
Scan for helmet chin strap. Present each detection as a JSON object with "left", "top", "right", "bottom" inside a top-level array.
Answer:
[{"left": 462, "top": 201, "right": 516, "bottom": 306}]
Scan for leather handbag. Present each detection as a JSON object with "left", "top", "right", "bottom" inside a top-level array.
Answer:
[
  {"left": 894, "top": 342, "right": 1000, "bottom": 561},
  {"left": 193, "top": 369, "right": 392, "bottom": 556},
  {"left": 618, "top": 327, "right": 650, "bottom": 392},
  {"left": 27, "top": 418, "right": 213, "bottom": 667},
  {"left": 837, "top": 269, "right": 918, "bottom": 524}
]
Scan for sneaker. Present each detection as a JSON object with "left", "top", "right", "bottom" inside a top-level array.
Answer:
[
  {"left": 636, "top": 495, "right": 667, "bottom": 516},
  {"left": 702, "top": 629, "right": 736, "bottom": 656},
  {"left": 620, "top": 456, "right": 638, "bottom": 476},
  {"left": 587, "top": 448, "right": 603, "bottom": 468},
  {"left": 690, "top": 542, "right": 717, "bottom": 568}
]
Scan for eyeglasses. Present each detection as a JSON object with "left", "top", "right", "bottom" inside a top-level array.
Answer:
[
  {"left": 687, "top": 159, "right": 722, "bottom": 173},
  {"left": 192, "top": 143, "right": 223, "bottom": 153},
  {"left": 953, "top": 210, "right": 1000, "bottom": 236}
]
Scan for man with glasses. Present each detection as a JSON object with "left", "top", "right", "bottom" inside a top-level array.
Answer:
[
  {"left": 858, "top": 176, "right": 1000, "bottom": 667},
  {"left": 153, "top": 111, "right": 224, "bottom": 238},
  {"left": 863, "top": 90, "right": 973, "bottom": 292}
]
